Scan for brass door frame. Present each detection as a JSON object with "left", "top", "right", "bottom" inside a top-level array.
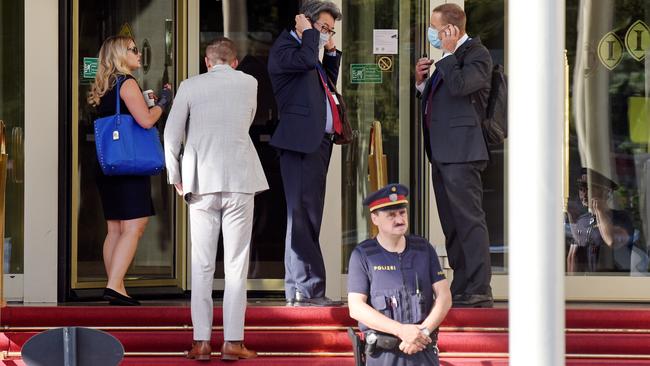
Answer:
[{"left": 70, "top": 0, "right": 188, "bottom": 290}]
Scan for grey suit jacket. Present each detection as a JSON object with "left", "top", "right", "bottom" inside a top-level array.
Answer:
[
  {"left": 420, "top": 37, "right": 492, "bottom": 163},
  {"left": 164, "top": 65, "right": 269, "bottom": 196}
]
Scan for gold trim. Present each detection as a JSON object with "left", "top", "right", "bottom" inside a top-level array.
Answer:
[
  {"left": 71, "top": 0, "right": 80, "bottom": 289},
  {"left": 71, "top": 1, "right": 186, "bottom": 291},
  {"left": 563, "top": 49, "right": 569, "bottom": 211},
  {"left": 567, "top": 354, "right": 650, "bottom": 360},
  {"left": 175, "top": 0, "right": 189, "bottom": 290},
  {"left": 0, "top": 121, "right": 6, "bottom": 307},
  {"left": 5, "top": 350, "right": 650, "bottom": 360},
  {"left": 369, "top": 199, "right": 409, "bottom": 212},
  {"left": 212, "top": 278, "right": 285, "bottom": 291},
  {"left": 7, "top": 325, "right": 650, "bottom": 334},
  {"left": 3, "top": 351, "right": 354, "bottom": 358},
  {"left": 2, "top": 325, "right": 352, "bottom": 332},
  {"left": 73, "top": 279, "right": 181, "bottom": 289},
  {"left": 567, "top": 328, "right": 650, "bottom": 334},
  {"left": 439, "top": 352, "right": 509, "bottom": 358}
]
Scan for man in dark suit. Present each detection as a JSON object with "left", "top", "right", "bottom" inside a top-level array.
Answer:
[
  {"left": 267, "top": 0, "right": 343, "bottom": 306},
  {"left": 414, "top": 3, "right": 493, "bottom": 307}
]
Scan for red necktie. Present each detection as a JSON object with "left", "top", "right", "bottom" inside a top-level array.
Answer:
[{"left": 318, "top": 72, "right": 342, "bottom": 135}]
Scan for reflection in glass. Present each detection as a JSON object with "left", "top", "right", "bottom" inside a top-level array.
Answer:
[
  {"left": 465, "top": 0, "right": 507, "bottom": 274},
  {"left": 0, "top": 1, "right": 25, "bottom": 274},
  {"left": 567, "top": 0, "right": 649, "bottom": 275},
  {"left": 341, "top": 0, "right": 417, "bottom": 272},
  {"left": 199, "top": 0, "right": 299, "bottom": 279},
  {"left": 76, "top": 0, "right": 176, "bottom": 283}
]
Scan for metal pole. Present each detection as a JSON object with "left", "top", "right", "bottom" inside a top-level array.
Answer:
[
  {"left": 63, "top": 327, "right": 78, "bottom": 366},
  {"left": 508, "top": 1, "right": 566, "bottom": 365}
]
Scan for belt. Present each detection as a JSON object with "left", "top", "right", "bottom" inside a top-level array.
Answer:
[{"left": 364, "top": 330, "right": 439, "bottom": 356}]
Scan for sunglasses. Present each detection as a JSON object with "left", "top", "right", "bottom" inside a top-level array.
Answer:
[{"left": 127, "top": 46, "right": 139, "bottom": 54}]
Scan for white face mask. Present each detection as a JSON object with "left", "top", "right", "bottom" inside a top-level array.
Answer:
[{"left": 318, "top": 32, "right": 330, "bottom": 49}]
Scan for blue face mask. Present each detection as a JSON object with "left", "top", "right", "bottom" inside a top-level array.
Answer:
[{"left": 427, "top": 27, "right": 442, "bottom": 49}]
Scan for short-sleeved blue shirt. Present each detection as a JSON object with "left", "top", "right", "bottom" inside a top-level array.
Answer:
[{"left": 347, "top": 235, "right": 446, "bottom": 330}]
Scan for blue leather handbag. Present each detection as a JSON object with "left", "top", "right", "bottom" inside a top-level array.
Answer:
[{"left": 94, "top": 77, "right": 165, "bottom": 176}]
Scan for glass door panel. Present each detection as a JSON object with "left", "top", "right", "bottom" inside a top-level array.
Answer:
[
  {"left": 465, "top": 0, "right": 507, "bottom": 274},
  {"left": 199, "top": 0, "right": 299, "bottom": 288},
  {"left": 566, "top": 0, "right": 649, "bottom": 278},
  {"left": 72, "top": 0, "right": 180, "bottom": 289},
  {"left": 0, "top": 1, "right": 25, "bottom": 276},
  {"left": 340, "top": 0, "right": 422, "bottom": 272}
]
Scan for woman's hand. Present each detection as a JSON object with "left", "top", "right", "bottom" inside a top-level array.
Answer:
[
  {"left": 174, "top": 183, "right": 183, "bottom": 196},
  {"left": 156, "top": 84, "right": 173, "bottom": 109}
]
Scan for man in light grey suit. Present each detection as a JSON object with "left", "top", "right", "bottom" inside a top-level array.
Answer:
[{"left": 164, "top": 37, "right": 268, "bottom": 362}]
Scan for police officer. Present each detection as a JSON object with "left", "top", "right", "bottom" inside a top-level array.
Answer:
[
  {"left": 566, "top": 169, "right": 634, "bottom": 272},
  {"left": 348, "top": 183, "right": 452, "bottom": 366}
]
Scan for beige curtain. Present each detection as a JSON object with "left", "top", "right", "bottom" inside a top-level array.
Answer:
[
  {"left": 572, "top": 0, "right": 616, "bottom": 181},
  {"left": 0, "top": 121, "right": 7, "bottom": 302}
]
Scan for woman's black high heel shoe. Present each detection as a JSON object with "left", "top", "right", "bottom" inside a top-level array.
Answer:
[{"left": 103, "top": 287, "right": 141, "bottom": 306}]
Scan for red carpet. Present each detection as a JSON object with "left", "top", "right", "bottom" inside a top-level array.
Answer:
[{"left": 1, "top": 306, "right": 650, "bottom": 364}]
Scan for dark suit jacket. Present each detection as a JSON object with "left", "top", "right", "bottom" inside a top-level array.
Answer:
[
  {"left": 268, "top": 28, "right": 342, "bottom": 154},
  {"left": 420, "top": 37, "right": 492, "bottom": 163}
]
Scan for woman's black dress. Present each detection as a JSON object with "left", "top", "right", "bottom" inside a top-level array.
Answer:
[{"left": 95, "top": 75, "right": 155, "bottom": 220}]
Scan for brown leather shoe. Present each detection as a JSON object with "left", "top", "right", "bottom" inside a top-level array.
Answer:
[
  {"left": 221, "top": 341, "right": 257, "bottom": 361},
  {"left": 185, "top": 340, "right": 211, "bottom": 361}
]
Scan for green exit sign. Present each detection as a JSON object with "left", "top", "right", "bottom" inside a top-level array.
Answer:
[
  {"left": 83, "top": 57, "right": 99, "bottom": 79},
  {"left": 350, "top": 64, "right": 382, "bottom": 84}
]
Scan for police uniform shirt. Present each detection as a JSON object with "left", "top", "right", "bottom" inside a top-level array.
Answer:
[
  {"left": 347, "top": 235, "right": 446, "bottom": 330},
  {"left": 348, "top": 235, "right": 445, "bottom": 366},
  {"left": 573, "top": 210, "right": 634, "bottom": 272}
]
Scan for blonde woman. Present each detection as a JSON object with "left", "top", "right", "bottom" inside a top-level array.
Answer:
[{"left": 88, "top": 35, "right": 171, "bottom": 306}]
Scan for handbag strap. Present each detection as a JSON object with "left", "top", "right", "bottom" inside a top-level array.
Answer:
[{"left": 115, "top": 76, "right": 123, "bottom": 115}]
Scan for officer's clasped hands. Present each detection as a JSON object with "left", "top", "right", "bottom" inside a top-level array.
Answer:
[{"left": 396, "top": 324, "right": 431, "bottom": 354}]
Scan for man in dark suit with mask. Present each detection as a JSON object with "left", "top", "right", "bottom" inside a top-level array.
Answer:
[
  {"left": 267, "top": 0, "right": 343, "bottom": 307},
  {"left": 414, "top": 3, "right": 493, "bottom": 307}
]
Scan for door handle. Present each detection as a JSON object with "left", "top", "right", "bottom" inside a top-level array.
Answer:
[
  {"left": 563, "top": 50, "right": 569, "bottom": 211},
  {"left": 10, "top": 126, "right": 23, "bottom": 184},
  {"left": 0, "top": 120, "right": 5, "bottom": 155}
]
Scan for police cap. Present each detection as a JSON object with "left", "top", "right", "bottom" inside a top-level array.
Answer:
[
  {"left": 577, "top": 168, "right": 618, "bottom": 190},
  {"left": 363, "top": 183, "right": 409, "bottom": 212}
]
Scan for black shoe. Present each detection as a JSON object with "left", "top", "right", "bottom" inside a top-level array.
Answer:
[
  {"left": 293, "top": 292, "right": 343, "bottom": 307},
  {"left": 452, "top": 293, "right": 493, "bottom": 308},
  {"left": 103, "top": 288, "right": 141, "bottom": 306},
  {"left": 452, "top": 293, "right": 465, "bottom": 302}
]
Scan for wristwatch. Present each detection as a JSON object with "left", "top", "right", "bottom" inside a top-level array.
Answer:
[{"left": 419, "top": 327, "right": 430, "bottom": 337}]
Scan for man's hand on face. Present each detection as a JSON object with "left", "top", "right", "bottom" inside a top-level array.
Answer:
[
  {"left": 441, "top": 24, "right": 461, "bottom": 53},
  {"left": 295, "top": 14, "right": 313, "bottom": 37},
  {"left": 415, "top": 57, "right": 433, "bottom": 86},
  {"left": 325, "top": 35, "right": 336, "bottom": 52},
  {"left": 591, "top": 198, "right": 608, "bottom": 214}
]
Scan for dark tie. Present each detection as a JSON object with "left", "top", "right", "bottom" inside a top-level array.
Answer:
[{"left": 424, "top": 71, "right": 441, "bottom": 128}]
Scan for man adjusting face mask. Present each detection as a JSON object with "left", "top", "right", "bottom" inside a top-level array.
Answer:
[
  {"left": 318, "top": 32, "right": 330, "bottom": 49},
  {"left": 427, "top": 27, "right": 442, "bottom": 49}
]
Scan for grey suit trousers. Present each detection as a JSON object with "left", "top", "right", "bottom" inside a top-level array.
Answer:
[{"left": 188, "top": 192, "right": 254, "bottom": 341}]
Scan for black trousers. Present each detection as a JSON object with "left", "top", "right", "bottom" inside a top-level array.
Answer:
[
  {"left": 431, "top": 160, "right": 492, "bottom": 296},
  {"left": 279, "top": 136, "right": 333, "bottom": 299}
]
